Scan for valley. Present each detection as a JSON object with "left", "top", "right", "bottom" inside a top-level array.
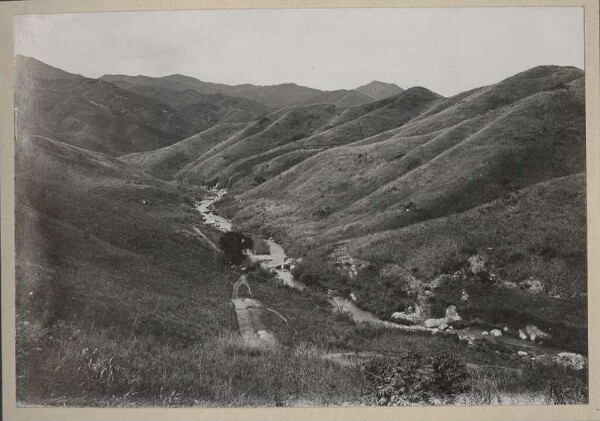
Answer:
[{"left": 14, "top": 55, "right": 588, "bottom": 407}]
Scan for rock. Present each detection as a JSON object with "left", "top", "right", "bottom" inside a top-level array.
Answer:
[
  {"left": 391, "top": 312, "right": 416, "bottom": 326},
  {"left": 439, "top": 324, "right": 448, "bottom": 331},
  {"left": 468, "top": 254, "right": 487, "bottom": 274},
  {"left": 501, "top": 280, "right": 519, "bottom": 289},
  {"left": 525, "top": 325, "right": 550, "bottom": 342},
  {"left": 424, "top": 318, "right": 446, "bottom": 328},
  {"left": 448, "top": 326, "right": 454, "bottom": 330},
  {"left": 481, "top": 331, "right": 489, "bottom": 336},
  {"left": 518, "top": 329, "right": 528, "bottom": 340},
  {"left": 503, "top": 326, "right": 509, "bottom": 332},
  {"left": 518, "top": 351, "right": 528, "bottom": 357},
  {"left": 350, "top": 292, "right": 357, "bottom": 302},
  {"left": 445, "top": 305, "right": 462, "bottom": 322},
  {"left": 490, "top": 329, "right": 503, "bottom": 337},
  {"left": 391, "top": 303, "right": 425, "bottom": 325},
  {"left": 461, "top": 290, "right": 469, "bottom": 301},
  {"left": 553, "top": 353, "right": 587, "bottom": 370},
  {"left": 519, "top": 276, "right": 545, "bottom": 295}
]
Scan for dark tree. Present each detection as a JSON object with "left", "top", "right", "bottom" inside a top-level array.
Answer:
[{"left": 219, "top": 231, "right": 254, "bottom": 266}]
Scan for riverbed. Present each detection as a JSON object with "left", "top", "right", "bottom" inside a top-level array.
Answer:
[{"left": 196, "top": 188, "right": 305, "bottom": 290}]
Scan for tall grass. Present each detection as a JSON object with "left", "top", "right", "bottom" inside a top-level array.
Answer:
[{"left": 17, "top": 318, "right": 367, "bottom": 407}]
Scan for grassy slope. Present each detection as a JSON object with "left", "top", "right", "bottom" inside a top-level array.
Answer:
[
  {"left": 15, "top": 134, "right": 236, "bottom": 401},
  {"left": 344, "top": 174, "right": 587, "bottom": 350},
  {"left": 232, "top": 66, "right": 584, "bottom": 245},
  {"left": 16, "top": 56, "right": 205, "bottom": 157},
  {"left": 120, "top": 122, "right": 248, "bottom": 180},
  {"left": 176, "top": 88, "right": 442, "bottom": 190}
]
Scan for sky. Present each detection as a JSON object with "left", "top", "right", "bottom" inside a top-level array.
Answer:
[{"left": 14, "top": 7, "right": 584, "bottom": 96}]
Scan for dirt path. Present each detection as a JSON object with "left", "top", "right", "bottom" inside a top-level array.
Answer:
[{"left": 231, "top": 297, "right": 280, "bottom": 350}]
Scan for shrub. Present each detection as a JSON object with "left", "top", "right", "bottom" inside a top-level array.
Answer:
[
  {"left": 219, "top": 231, "right": 253, "bottom": 266},
  {"left": 432, "top": 352, "right": 470, "bottom": 396},
  {"left": 364, "top": 352, "right": 470, "bottom": 406}
]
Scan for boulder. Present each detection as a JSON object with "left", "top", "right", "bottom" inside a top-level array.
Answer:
[
  {"left": 445, "top": 305, "right": 462, "bottom": 322},
  {"left": 390, "top": 312, "right": 416, "bottom": 326},
  {"left": 439, "top": 323, "right": 448, "bottom": 331},
  {"left": 553, "top": 352, "right": 587, "bottom": 370},
  {"left": 490, "top": 329, "right": 503, "bottom": 337},
  {"left": 424, "top": 318, "right": 446, "bottom": 329},
  {"left": 481, "top": 331, "right": 489, "bottom": 336},
  {"left": 525, "top": 325, "right": 550, "bottom": 342},
  {"left": 461, "top": 290, "right": 469, "bottom": 301},
  {"left": 519, "top": 276, "right": 545, "bottom": 295},
  {"left": 468, "top": 254, "right": 487, "bottom": 274},
  {"left": 517, "top": 351, "right": 528, "bottom": 357},
  {"left": 518, "top": 329, "right": 528, "bottom": 340},
  {"left": 391, "top": 303, "right": 425, "bottom": 326}
]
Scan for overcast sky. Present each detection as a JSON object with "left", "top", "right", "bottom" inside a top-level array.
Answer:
[{"left": 14, "top": 7, "right": 583, "bottom": 96}]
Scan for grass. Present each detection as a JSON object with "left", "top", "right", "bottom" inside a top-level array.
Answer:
[{"left": 17, "top": 318, "right": 368, "bottom": 407}]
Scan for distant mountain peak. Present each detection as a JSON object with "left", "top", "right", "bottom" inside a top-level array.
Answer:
[{"left": 354, "top": 80, "right": 404, "bottom": 101}]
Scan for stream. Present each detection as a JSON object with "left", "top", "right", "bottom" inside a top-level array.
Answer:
[
  {"left": 196, "top": 188, "right": 305, "bottom": 290},
  {"left": 194, "top": 188, "right": 585, "bottom": 364}
]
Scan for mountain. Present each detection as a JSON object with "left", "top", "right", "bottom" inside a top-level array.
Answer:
[
  {"left": 101, "top": 74, "right": 380, "bottom": 108},
  {"left": 355, "top": 81, "right": 405, "bottom": 100},
  {"left": 15, "top": 56, "right": 271, "bottom": 156},
  {"left": 15, "top": 56, "right": 204, "bottom": 156}
]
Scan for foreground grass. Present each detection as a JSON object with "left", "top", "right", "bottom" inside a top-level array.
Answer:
[{"left": 17, "top": 319, "right": 368, "bottom": 407}]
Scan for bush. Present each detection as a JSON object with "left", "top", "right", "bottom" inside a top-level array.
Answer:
[
  {"left": 219, "top": 231, "right": 253, "bottom": 266},
  {"left": 432, "top": 352, "right": 470, "bottom": 396},
  {"left": 364, "top": 352, "right": 470, "bottom": 406}
]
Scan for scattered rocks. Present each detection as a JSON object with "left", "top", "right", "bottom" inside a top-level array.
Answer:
[
  {"left": 553, "top": 352, "right": 587, "bottom": 370},
  {"left": 490, "top": 329, "right": 503, "bottom": 337},
  {"left": 519, "top": 276, "right": 546, "bottom": 295}
]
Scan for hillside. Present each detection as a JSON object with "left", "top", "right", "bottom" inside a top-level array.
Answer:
[
  {"left": 169, "top": 87, "right": 443, "bottom": 190},
  {"left": 15, "top": 132, "right": 237, "bottom": 400},
  {"left": 121, "top": 122, "right": 249, "bottom": 180},
  {"left": 15, "top": 56, "right": 213, "bottom": 156},
  {"left": 355, "top": 81, "right": 405, "bottom": 100},
  {"left": 231, "top": 66, "right": 584, "bottom": 246}
]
